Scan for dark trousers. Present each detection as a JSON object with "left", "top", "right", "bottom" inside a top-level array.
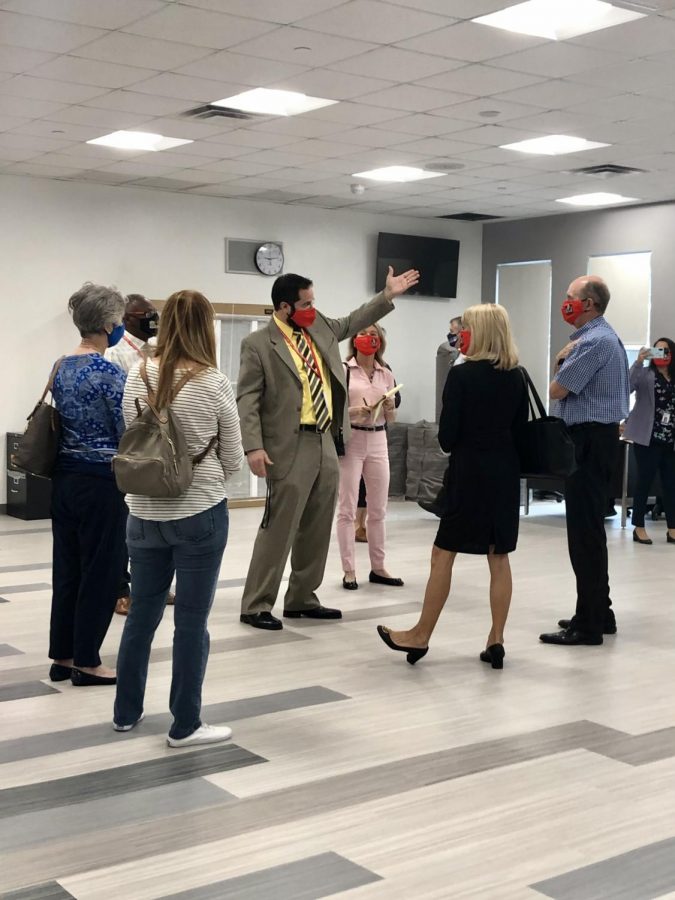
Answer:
[
  {"left": 49, "top": 472, "right": 128, "bottom": 667},
  {"left": 632, "top": 440, "right": 675, "bottom": 528},
  {"left": 565, "top": 424, "right": 619, "bottom": 638}
]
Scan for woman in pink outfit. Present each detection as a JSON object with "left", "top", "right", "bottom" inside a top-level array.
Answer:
[{"left": 337, "top": 324, "right": 403, "bottom": 591}]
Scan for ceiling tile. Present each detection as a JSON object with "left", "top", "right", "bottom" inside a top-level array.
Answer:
[
  {"left": 395, "top": 136, "right": 484, "bottom": 156},
  {"left": 249, "top": 116, "right": 350, "bottom": 138},
  {"left": 0, "top": 10, "right": 105, "bottom": 53},
  {"left": 124, "top": 5, "right": 277, "bottom": 50},
  {"left": 204, "top": 129, "right": 300, "bottom": 149},
  {"left": 1, "top": 160, "right": 82, "bottom": 177},
  {"left": 240, "top": 148, "right": 329, "bottom": 167},
  {"left": 357, "top": 83, "right": 469, "bottom": 112},
  {"left": 0, "top": 75, "right": 109, "bottom": 103},
  {"left": 378, "top": 112, "right": 475, "bottom": 136},
  {"left": 196, "top": 158, "right": 282, "bottom": 175},
  {"left": 0, "top": 145, "right": 44, "bottom": 161},
  {"left": 71, "top": 32, "right": 215, "bottom": 71},
  {"left": 81, "top": 91, "right": 192, "bottom": 117},
  {"left": 0, "top": 113, "right": 43, "bottom": 132},
  {"left": 446, "top": 123, "right": 542, "bottom": 146},
  {"left": 396, "top": 20, "right": 547, "bottom": 62},
  {"left": 567, "top": 93, "right": 675, "bottom": 123},
  {"left": 494, "top": 79, "right": 616, "bottom": 109},
  {"left": 27, "top": 56, "right": 158, "bottom": 89},
  {"left": 96, "top": 159, "right": 186, "bottom": 177},
  {"left": 415, "top": 62, "right": 544, "bottom": 95},
  {"left": 0, "top": 0, "right": 166, "bottom": 28},
  {"left": 51, "top": 105, "right": 150, "bottom": 128},
  {"left": 387, "top": 0, "right": 506, "bottom": 16},
  {"left": 568, "top": 58, "right": 675, "bottom": 92},
  {"left": 10, "top": 118, "right": 103, "bottom": 141},
  {"left": 178, "top": 0, "right": 343, "bottom": 23},
  {"left": 271, "top": 68, "right": 394, "bottom": 100},
  {"left": 436, "top": 97, "right": 540, "bottom": 124},
  {"left": 296, "top": 0, "right": 454, "bottom": 44},
  {"left": 306, "top": 102, "right": 407, "bottom": 126},
  {"left": 274, "top": 138, "right": 371, "bottom": 158},
  {"left": 0, "top": 45, "right": 56, "bottom": 74},
  {"left": 338, "top": 125, "right": 434, "bottom": 147},
  {"left": 0, "top": 94, "right": 67, "bottom": 118},
  {"left": 0, "top": 131, "right": 72, "bottom": 151},
  {"left": 131, "top": 73, "right": 246, "bottom": 102},
  {"left": 175, "top": 51, "right": 308, "bottom": 85},
  {"left": 329, "top": 47, "right": 464, "bottom": 82},
  {"left": 495, "top": 42, "right": 622, "bottom": 78},
  {"left": 569, "top": 13, "right": 675, "bottom": 56},
  {"left": 228, "top": 26, "right": 378, "bottom": 67},
  {"left": 132, "top": 116, "right": 234, "bottom": 139}
]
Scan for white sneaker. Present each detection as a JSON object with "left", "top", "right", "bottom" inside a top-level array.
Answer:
[
  {"left": 113, "top": 712, "right": 145, "bottom": 732},
  {"left": 167, "top": 723, "right": 232, "bottom": 748}
]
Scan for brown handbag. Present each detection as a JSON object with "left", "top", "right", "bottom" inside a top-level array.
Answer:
[{"left": 12, "top": 357, "right": 66, "bottom": 478}]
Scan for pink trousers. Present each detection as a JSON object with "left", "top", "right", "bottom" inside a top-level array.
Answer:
[{"left": 337, "top": 429, "right": 390, "bottom": 573}]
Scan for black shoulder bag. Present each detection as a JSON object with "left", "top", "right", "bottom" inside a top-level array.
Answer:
[{"left": 517, "top": 367, "right": 577, "bottom": 479}]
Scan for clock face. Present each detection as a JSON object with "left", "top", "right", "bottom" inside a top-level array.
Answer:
[{"left": 255, "top": 242, "right": 284, "bottom": 276}]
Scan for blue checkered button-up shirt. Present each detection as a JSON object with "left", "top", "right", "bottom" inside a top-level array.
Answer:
[{"left": 554, "top": 317, "right": 630, "bottom": 426}]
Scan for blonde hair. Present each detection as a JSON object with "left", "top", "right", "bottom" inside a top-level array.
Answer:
[
  {"left": 347, "top": 321, "right": 388, "bottom": 366},
  {"left": 462, "top": 303, "right": 519, "bottom": 371},
  {"left": 154, "top": 290, "right": 217, "bottom": 407}
]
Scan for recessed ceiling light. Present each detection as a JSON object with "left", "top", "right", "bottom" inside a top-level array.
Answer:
[
  {"left": 473, "top": 0, "right": 645, "bottom": 41},
  {"left": 479, "top": 110, "right": 501, "bottom": 118},
  {"left": 87, "top": 131, "right": 192, "bottom": 151},
  {"left": 501, "top": 134, "right": 610, "bottom": 155},
  {"left": 212, "top": 88, "right": 337, "bottom": 117},
  {"left": 556, "top": 192, "right": 639, "bottom": 207},
  {"left": 351, "top": 166, "right": 445, "bottom": 183}
]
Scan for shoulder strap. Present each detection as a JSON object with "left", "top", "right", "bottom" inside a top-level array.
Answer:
[
  {"left": 40, "top": 356, "right": 66, "bottom": 404},
  {"left": 520, "top": 366, "right": 547, "bottom": 420}
]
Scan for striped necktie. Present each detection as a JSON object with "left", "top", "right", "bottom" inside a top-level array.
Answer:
[{"left": 292, "top": 328, "right": 331, "bottom": 432}]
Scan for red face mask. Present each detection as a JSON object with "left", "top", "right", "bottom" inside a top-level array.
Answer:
[
  {"left": 561, "top": 298, "right": 585, "bottom": 325},
  {"left": 290, "top": 306, "right": 316, "bottom": 329},
  {"left": 354, "top": 334, "right": 381, "bottom": 356},
  {"left": 458, "top": 329, "right": 471, "bottom": 355},
  {"left": 654, "top": 352, "right": 672, "bottom": 368}
]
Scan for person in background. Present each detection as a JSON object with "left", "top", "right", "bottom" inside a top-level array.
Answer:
[
  {"left": 337, "top": 323, "right": 402, "bottom": 591},
  {"left": 540, "top": 275, "right": 630, "bottom": 646},
  {"left": 48, "top": 283, "right": 128, "bottom": 687},
  {"left": 435, "top": 316, "right": 462, "bottom": 421},
  {"left": 378, "top": 305, "right": 527, "bottom": 669},
  {"left": 114, "top": 290, "right": 243, "bottom": 747},
  {"left": 623, "top": 337, "right": 675, "bottom": 545}
]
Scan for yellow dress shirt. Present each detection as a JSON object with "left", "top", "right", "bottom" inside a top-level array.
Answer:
[{"left": 274, "top": 314, "right": 333, "bottom": 425}]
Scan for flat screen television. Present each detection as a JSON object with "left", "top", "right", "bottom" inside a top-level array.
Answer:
[{"left": 375, "top": 232, "right": 460, "bottom": 298}]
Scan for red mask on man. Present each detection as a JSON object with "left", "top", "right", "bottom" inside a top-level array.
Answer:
[
  {"left": 290, "top": 306, "right": 316, "bottom": 329},
  {"left": 458, "top": 329, "right": 471, "bottom": 355},
  {"left": 354, "top": 334, "right": 381, "bottom": 356},
  {"left": 561, "top": 298, "right": 586, "bottom": 325},
  {"left": 654, "top": 352, "right": 672, "bottom": 368}
]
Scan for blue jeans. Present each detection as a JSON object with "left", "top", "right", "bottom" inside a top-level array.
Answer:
[{"left": 114, "top": 500, "right": 228, "bottom": 740}]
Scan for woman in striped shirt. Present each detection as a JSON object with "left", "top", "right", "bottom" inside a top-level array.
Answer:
[{"left": 113, "top": 290, "right": 244, "bottom": 748}]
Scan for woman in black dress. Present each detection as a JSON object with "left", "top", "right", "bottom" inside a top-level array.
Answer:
[{"left": 377, "top": 304, "right": 527, "bottom": 668}]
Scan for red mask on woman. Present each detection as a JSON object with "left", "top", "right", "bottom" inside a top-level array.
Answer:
[
  {"left": 561, "top": 299, "right": 585, "bottom": 325},
  {"left": 458, "top": 329, "right": 471, "bottom": 355},
  {"left": 290, "top": 306, "right": 316, "bottom": 329},
  {"left": 654, "top": 352, "right": 672, "bottom": 368},
  {"left": 354, "top": 334, "right": 381, "bottom": 356}
]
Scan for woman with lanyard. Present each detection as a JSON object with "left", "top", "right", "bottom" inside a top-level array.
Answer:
[
  {"left": 336, "top": 323, "right": 403, "bottom": 591},
  {"left": 624, "top": 337, "right": 675, "bottom": 545}
]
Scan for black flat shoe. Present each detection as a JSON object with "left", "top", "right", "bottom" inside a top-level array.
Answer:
[
  {"left": 369, "top": 571, "right": 404, "bottom": 587},
  {"left": 49, "top": 663, "right": 72, "bottom": 682},
  {"left": 668, "top": 533, "right": 675, "bottom": 544},
  {"left": 71, "top": 669, "right": 116, "bottom": 686},
  {"left": 558, "top": 617, "right": 617, "bottom": 635},
  {"left": 539, "top": 628, "right": 603, "bottom": 646},
  {"left": 479, "top": 643, "right": 505, "bottom": 669},
  {"left": 284, "top": 605, "right": 342, "bottom": 619},
  {"left": 343, "top": 577, "right": 358, "bottom": 590},
  {"left": 633, "top": 528, "right": 653, "bottom": 545},
  {"left": 376, "top": 625, "right": 428, "bottom": 665},
  {"left": 240, "top": 612, "right": 283, "bottom": 630}
]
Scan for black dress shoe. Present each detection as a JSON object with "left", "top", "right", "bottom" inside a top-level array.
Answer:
[
  {"left": 479, "top": 643, "right": 505, "bottom": 669},
  {"left": 49, "top": 663, "right": 72, "bottom": 682},
  {"left": 633, "top": 529, "right": 653, "bottom": 545},
  {"left": 369, "top": 571, "right": 404, "bottom": 587},
  {"left": 668, "top": 533, "right": 675, "bottom": 544},
  {"left": 376, "top": 625, "right": 428, "bottom": 665},
  {"left": 240, "top": 612, "right": 283, "bottom": 630},
  {"left": 540, "top": 628, "right": 603, "bottom": 646},
  {"left": 284, "top": 605, "right": 342, "bottom": 619},
  {"left": 71, "top": 669, "right": 117, "bottom": 686},
  {"left": 557, "top": 618, "right": 617, "bottom": 635},
  {"left": 343, "top": 577, "right": 358, "bottom": 590}
]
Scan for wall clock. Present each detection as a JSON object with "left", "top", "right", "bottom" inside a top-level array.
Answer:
[{"left": 254, "top": 242, "right": 284, "bottom": 276}]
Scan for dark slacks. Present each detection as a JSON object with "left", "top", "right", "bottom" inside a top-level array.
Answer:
[
  {"left": 632, "top": 439, "right": 675, "bottom": 528},
  {"left": 49, "top": 472, "right": 128, "bottom": 667},
  {"left": 565, "top": 423, "right": 619, "bottom": 638}
]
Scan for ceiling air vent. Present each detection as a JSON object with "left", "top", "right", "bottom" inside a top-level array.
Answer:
[
  {"left": 181, "top": 104, "right": 266, "bottom": 121},
  {"left": 568, "top": 164, "right": 647, "bottom": 178},
  {"left": 438, "top": 212, "right": 503, "bottom": 221}
]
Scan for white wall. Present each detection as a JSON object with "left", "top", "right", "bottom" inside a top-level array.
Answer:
[{"left": 0, "top": 173, "right": 482, "bottom": 505}]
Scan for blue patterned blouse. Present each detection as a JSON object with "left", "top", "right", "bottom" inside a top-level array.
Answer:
[{"left": 52, "top": 354, "right": 126, "bottom": 475}]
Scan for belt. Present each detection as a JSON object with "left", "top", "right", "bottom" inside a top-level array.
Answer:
[
  {"left": 568, "top": 422, "right": 618, "bottom": 432},
  {"left": 352, "top": 424, "right": 387, "bottom": 432},
  {"left": 299, "top": 423, "right": 323, "bottom": 433}
]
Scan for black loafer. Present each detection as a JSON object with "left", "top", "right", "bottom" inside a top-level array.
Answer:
[
  {"left": 49, "top": 663, "right": 72, "bottom": 682},
  {"left": 240, "top": 612, "right": 283, "bottom": 630},
  {"left": 343, "top": 577, "right": 358, "bottom": 590},
  {"left": 71, "top": 669, "right": 117, "bottom": 686},
  {"left": 369, "top": 571, "right": 404, "bottom": 587},
  {"left": 633, "top": 529, "right": 653, "bottom": 545},
  {"left": 284, "top": 605, "right": 342, "bottom": 619},
  {"left": 558, "top": 618, "right": 617, "bottom": 635},
  {"left": 540, "top": 628, "right": 603, "bottom": 646}
]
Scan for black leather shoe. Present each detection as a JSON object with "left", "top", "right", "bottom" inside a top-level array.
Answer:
[
  {"left": 49, "top": 663, "right": 72, "bottom": 682},
  {"left": 540, "top": 628, "right": 603, "bottom": 646},
  {"left": 557, "top": 618, "right": 616, "bottom": 635},
  {"left": 369, "top": 571, "right": 404, "bottom": 587},
  {"left": 668, "top": 533, "right": 675, "bottom": 544},
  {"left": 71, "top": 669, "right": 116, "bottom": 686},
  {"left": 633, "top": 528, "right": 653, "bottom": 545},
  {"left": 284, "top": 605, "right": 342, "bottom": 619},
  {"left": 479, "top": 643, "right": 505, "bottom": 669},
  {"left": 377, "top": 625, "right": 428, "bottom": 665},
  {"left": 240, "top": 612, "right": 283, "bottom": 630},
  {"left": 343, "top": 577, "right": 358, "bottom": 591}
]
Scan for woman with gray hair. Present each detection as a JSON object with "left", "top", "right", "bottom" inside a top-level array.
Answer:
[{"left": 48, "top": 283, "right": 129, "bottom": 687}]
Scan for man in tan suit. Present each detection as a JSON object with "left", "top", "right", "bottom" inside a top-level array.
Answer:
[{"left": 237, "top": 266, "right": 419, "bottom": 629}]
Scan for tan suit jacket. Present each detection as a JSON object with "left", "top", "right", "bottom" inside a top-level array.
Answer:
[{"left": 237, "top": 291, "right": 394, "bottom": 480}]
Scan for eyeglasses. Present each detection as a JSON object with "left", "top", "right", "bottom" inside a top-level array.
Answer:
[{"left": 126, "top": 310, "right": 158, "bottom": 320}]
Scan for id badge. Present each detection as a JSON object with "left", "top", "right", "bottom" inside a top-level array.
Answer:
[{"left": 661, "top": 410, "right": 672, "bottom": 425}]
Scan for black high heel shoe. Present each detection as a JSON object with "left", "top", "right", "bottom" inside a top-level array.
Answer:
[
  {"left": 668, "top": 533, "right": 675, "bottom": 545},
  {"left": 633, "top": 529, "right": 653, "bottom": 545},
  {"left": 376, "top": 625, "right": 428, "bottom": 665},
  {"left": 49, "top": 663, "right": 72, "bottom": 682},
  {"left": 342, "top": 576, "right": 358, "bottom": 590},
  {"left": 479, "top": 643, "right": 505, "bottom": 669}
]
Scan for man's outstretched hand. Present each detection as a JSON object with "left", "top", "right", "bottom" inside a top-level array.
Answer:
[{"left": 383, "top": 266, "right": 420, "bottom": 301}]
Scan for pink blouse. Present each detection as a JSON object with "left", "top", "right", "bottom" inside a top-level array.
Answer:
[{"left": 345, "top": 358, "right": 396, "bottom": 427}]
